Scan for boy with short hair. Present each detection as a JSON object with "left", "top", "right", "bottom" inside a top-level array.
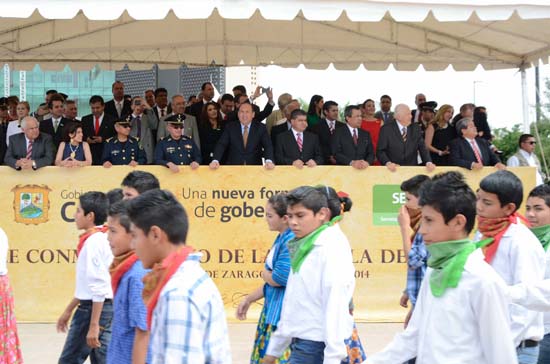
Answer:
[
  {"left": 264, "top": 186, "right": 355, "bottom": 364},
  {"left": 57, "top": 192, "right": 114, "bottom": 364},
  {"left": 106, "top": 201, "right": 150, "bottom": 364},
  {"left": 475, "top": 170, "right": 545, "bottom": 364},
  {"left": 367, "top": 171, "right": 517, "bottom": 364},
  {"left": 120, "top": 170, "right": 160, "bottom": 200},
  {"left": 126, "top": 189, "right": 231, "bottom": 363}
]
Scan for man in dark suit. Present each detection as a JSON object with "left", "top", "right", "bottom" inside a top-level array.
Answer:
[
  {"left": 81, "top": 95, "right": 117, "bottom": 165},
  {"left": 410, "top": 93, "right": 426, "bottom": 124},
  {"left": 226, "top": 91, "right": 274, "bottom": 124},
  {"left": 5, "top": 117, "right": 54, "bottom": 169},
  {"left": 209, "top": 102, "right": 274, "bottom": 169},
  {"left": 275, "top": 109, "right": 322, "bottom": 167},
  {"left": 374, "top": 95, "right": 395, "bottom": 124},
  {"left": 151, "top": 87, "right": 171, "bottom": 121},
  {"left": 377, "top": 104, "right": 435, "bottom": 172},
  {"left": 271, "top": 99, "right": 300, "bottom": 147},
  {"left": 104, "top": 81, "right": 132, "bottom": 120},
  {"left": 187, "top": 82, "right": 215, "bottom": 118},
  {"left": 308, "top": 100, "right": 345, "bottom": 165},
  {"left": 449, "top": 118, "right": 505, "bottom": 170},
  {"left": 39, "top": 93, "right": 72, "bottom": 148},
  {"left": 332, "top": 104, "right": 374, "bottom": 169}
]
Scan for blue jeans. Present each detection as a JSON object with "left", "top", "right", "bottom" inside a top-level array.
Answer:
[
  {"left": 517, "top": 345, "right": 540, "bottom": 364},
  {"left": 538, "top": 334, "right": 550, "bottom": 364},
  {"left": 289, "top": 338, "right": 325, "bottom": 364},
  {"left": 58, "top": 300, "right": 113, "bottom": 364}
]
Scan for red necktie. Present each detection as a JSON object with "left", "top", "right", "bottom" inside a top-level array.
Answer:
[
  {"left": 94, "top": 116, "right": 100, "bottom": 135},
  {"left": 353, "top": 128, "right": 358, "bottom": 145},
  {"left": 470, "top": 140, "right": 483, "bottom": 164},
  {"left": 296, "top": 133, "right": 303, "bottom": 152},
  {"left": 26, "top": 140, "right": 33, "bottom": 159}
]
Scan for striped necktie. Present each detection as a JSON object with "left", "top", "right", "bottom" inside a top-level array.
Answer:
[
  {"left": 470, "top": 140, "right": 483, "bottom": 164},
  {"left": 26, "top": 139, "right": 33, "bottom": 159},
  {"left": 401, "top": 127, "right": 407, "bottom": 142},
  {"left": 353, "top": 128, "right": 358, "bottom": 145},
  {"left": 296, "top": 133, "right": 303, "bottom": 152}
]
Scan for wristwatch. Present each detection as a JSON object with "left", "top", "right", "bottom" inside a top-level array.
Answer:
[{"left": 32, "top": 161, "right": 37, "bottom": 170}]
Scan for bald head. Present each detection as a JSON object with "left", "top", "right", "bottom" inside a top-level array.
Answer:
[{"left": 394, "top": 104, "right": 412, "bottom": 126}]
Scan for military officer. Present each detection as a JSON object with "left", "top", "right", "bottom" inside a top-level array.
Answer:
[
  {"left": 154, "top": 116, "right": 201, "bottom": 173},
  {"left": 102, "top": 119, "right": 147, "bottom": 167}
]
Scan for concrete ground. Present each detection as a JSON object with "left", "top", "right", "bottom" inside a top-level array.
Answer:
[{"left": 19, "top": 322, "right": 402, "bottom": 362}]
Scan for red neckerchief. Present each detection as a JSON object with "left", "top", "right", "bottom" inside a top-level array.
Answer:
[
  {"left": 142, "top": 245, "right": 194, "bottom": 329},
  {"left": 77, "top": 225, "right": 108, "bottom": 257},
  {"left": 477, "top": 212, "right": 530, "bottom": 263},
  {"left": 109, "top": 251, "right": 139, "bottom": 295}
]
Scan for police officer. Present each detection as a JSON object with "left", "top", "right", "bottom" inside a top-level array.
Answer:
[
  {"left": 154, "top": 116, "right": 201, "bottom": 173},
  {"left": 102, "top": 119, "right": 147, "bottom": 167}
]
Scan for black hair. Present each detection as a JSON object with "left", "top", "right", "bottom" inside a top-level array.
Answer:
[
  {"left": 290, "top": 109, "right": 307, "bottom": 120},
  {"left": 106, "top": 188, "right": 124, "bottom": 206},
  {"left": 344, "top": 104, "right": 361, "bottom": 119},
  {"left": 46, "top": 89, "right": 58, "bottom": 95},
  {"left": 400, "top": 175, "right": 430, "bottom": 197},
  {"left": 362, "top": 98, "right": 374, "bottom": 107},
  {"left": 479, "top": 170, "right": 523, "bottom": 211},
  {"left": 307, "top": 95, "right": 323, "bottom": 116},
  {"left": 188, "top": 95, "right": 196, "bottom": 101},
  {"left": 201, "top": 82, "right": 213, "bottom": 91},
  {"left": 380, "top": 95, "right": 392, "bottom": 101},
  {"left": 221, "top": 93, "right": 234, "bottom": 103},
  {"left": 286, "top": 186, "right": 328, "bottom": 214},
  {"left": 235, "top": 94, "right": 248, "bottom": 104},
  {"left": 154, "top": 88, "right": 168, "bottom": 97},
  {"left": 121, "top": 171, "right": 160, "bottom": 194},
  {"left": 127, "top": 189, "right": 189, "bottom": 244},
  {"left": 108, "top": 200, "right": 131, "bottom": 232},
  {"left": 418, "top": 171, "right": 477, "bottom": 234},
  {"left": 232, "top": 85, "right": 247, "bottom": 95},
  {"left": 48, "top": 93, "right": 65, "bottom": 108},
  {"left": 79, "top": 191, "right": 108, "bottom": 226},
  {"left": 268, "top": 193, "right": 288, "bottom": 217},
  {"left": 62, "top": 121, "right": 83, "bottom": 143},
  {"left": 519, "top": 134, "right": 535, "bottom": 147},
  {"left": 322, "top": 100, "right": 338, "bottom": 113},
  {"left": 89, "top": 95, "right": 104, "bottom": 105},
  {"left": 528, "top": 184, "right": 550, "bottom": 208},
  {"left": 315, "top": 185, "right": 352, "bottom": 218}
]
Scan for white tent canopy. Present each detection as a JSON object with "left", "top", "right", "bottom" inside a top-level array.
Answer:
[{"left": 0, "top": 0, "right": 550, "bottom": 72}]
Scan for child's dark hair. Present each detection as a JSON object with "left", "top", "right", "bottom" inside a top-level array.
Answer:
[
  {"left": 127, "top": 189, "right": 188, "bottom": 245},
  {"left": 286, "top": 186, "right": 328, "bottom": 213},
  {"left": 121, "top": 171, "right": 160, "bottom": 194},
  {"left": 315, "top": 185, "right": 352, "bottom": 218},
  {"left": 479, "top": 170, "right": 523, "bottom": 211},
  {"left": 108, "top": 200, "right": 131, "bottom": 233},
  {"left": 79, "top": 191, "right": 108, "bottom": 226},
  {"left": 418, "top": 171, "right": 476, "bottom": 234},
  {"left": 268, "top": 193, "right": 288, "bottom": 218},
  {"left": 106, "top": 188, "right": 124, "bottom": 206},
  {"left": 528, "top": 184, "right": 550, "bottom": 208},
  {"left": 400, "top": 174, "right": 430, "bottom": 197}
]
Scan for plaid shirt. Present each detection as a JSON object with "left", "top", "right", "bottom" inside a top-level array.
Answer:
[
  {"left": 406, "top": 232, "right": 429, "bottom": 306},
  {"left": 150, "top": 253, "right": 231, "bottom": 364}
]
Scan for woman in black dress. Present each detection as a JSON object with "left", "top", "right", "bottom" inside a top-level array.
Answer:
[
  {"left": 424, "top": 104, "right": 455, "bottom": 166},
  {"left": 198, "top": 101, "right": 224, "bottom": 164}
]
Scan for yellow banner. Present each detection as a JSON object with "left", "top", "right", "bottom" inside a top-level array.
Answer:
[{"left": 0, "top": 166, "right": 535, "bottom": 323}]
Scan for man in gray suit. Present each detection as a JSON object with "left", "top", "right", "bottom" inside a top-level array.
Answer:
[
  {"left": 127, "top": 96, "right": 158, "bottom": 164},
  {"left": 5, "top": 116, "right": 54, "bottom": 170},
  {"left": 157, "top": 94, "right": 200, "bottom": 148}
]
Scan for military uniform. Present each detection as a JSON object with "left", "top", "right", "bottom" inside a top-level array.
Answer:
[
  {"left": 154, "top": 135, "right": 202, "bottom": 166},
  {"left": 101, "top": 136, "right": 147, "bottom": 165}
]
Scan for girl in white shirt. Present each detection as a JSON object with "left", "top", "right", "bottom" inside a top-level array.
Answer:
[{"left": 0, "top": 227, "right": 24, "bottom": 364}]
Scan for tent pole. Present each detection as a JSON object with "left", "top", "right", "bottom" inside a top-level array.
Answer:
[{"left": 521, "top": 66, "right": 530, "bottom": 133}]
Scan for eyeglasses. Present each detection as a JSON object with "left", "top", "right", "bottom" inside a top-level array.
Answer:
[
  {"left": 120, "top": 125, "right": 131, "bottom": 129},
  {"left": 527, "top": 141, "right": 537, "bottom": 145},
  {"left": 170, "top": 125, "right": 183, "bottom": 129}
]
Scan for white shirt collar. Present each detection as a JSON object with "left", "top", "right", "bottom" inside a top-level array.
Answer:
[
  {"left": 291, "top": 128, "right": 303, "bottom": 139},
  {"left": 346, "top": 124, "right": 357, "bottom": 135}
]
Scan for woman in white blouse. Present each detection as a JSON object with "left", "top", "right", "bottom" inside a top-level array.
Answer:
[{"left": 6, "top": 101, "right": 30, "bottom": 146}]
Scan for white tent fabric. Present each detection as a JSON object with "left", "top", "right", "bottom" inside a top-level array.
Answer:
[{"left": 1, "top": 1, "right": 550, "bottom": 71}]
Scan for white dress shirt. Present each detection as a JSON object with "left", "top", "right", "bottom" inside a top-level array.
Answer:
[
  {"left": 5, "top": 120, "right": 23, "bottom": 146},
  {"left": 474, "top": 222, "right": 545, "bottom": 345},
  {"left": 0, "top": 228, "right": 8, "bottom": 275},
  {"left": 74, "top": 229, "right": 113, "bottom": 302},
  {"left": 367, "top": 249, "right": 518, "bottom": 364},
  {"left": 266, "top": 224, "right": 355, "bottom": 364},
  {"left": 507, "top": 149, "right": 544, "bottom": 186}
]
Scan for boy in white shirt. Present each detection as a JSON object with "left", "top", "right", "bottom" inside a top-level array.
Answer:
[
  {"left": 367, "top": 171, "right": 517, "bottom": 364},
  {"left": 57, "top": 191, "right": 114, "bottom": 364}
]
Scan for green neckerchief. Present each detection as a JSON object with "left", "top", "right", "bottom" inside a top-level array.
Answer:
[
  {"left": 531, "top": 225, "right": 550, "bottom": 251},
  {"left": 289, "top": 215, "right": 343, "bottom": 273},
  {"left": 426, "top": 239, "right": 477, "bottom": 297}
]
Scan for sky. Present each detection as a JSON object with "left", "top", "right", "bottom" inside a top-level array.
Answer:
[{"left": 227, "top": 63, "right": 550, "bottom": 131}]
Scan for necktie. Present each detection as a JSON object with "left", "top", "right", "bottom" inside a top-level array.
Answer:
[
  {"left": 26, "top": 139, "right": 33, "bottom": 159},
  {"left": 94, "top": 116, "right": 100, "bottom": 135},
  {"left": 352, "top": 128, "right": 358, "bottom": 145},
  {"left": 161, "top": 108, "right": 165, "bottom": 118},
  {"left": 401, "top": 127, "right": 407, "bottom": 142},
  {"left": 297, "top": 133, "right": 303, "bottom": 152},
  {"left": 243, "top": 125, "right": 249, "bottom": 148},
  {"left": 135, "top": 116, "right": 142, "bottom": 138},
  {"left": 329, "top": 121, "right": 335, "bottom": 134},
  {"left": 53, "top": 119, "right": 59, "bottom": 133},
  {"left": 470, "top": 140, "right": 483, "bottom": 164},
  {"left": 384, "top": 112, "right": 389, "bottom": 123},
  {"left": 116, "top": 102, "right": 122, "bottom": 117}
]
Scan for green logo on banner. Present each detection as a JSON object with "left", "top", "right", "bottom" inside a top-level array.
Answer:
[{"left": 373, "top": 185, "right": 405, "bottom": 226}]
